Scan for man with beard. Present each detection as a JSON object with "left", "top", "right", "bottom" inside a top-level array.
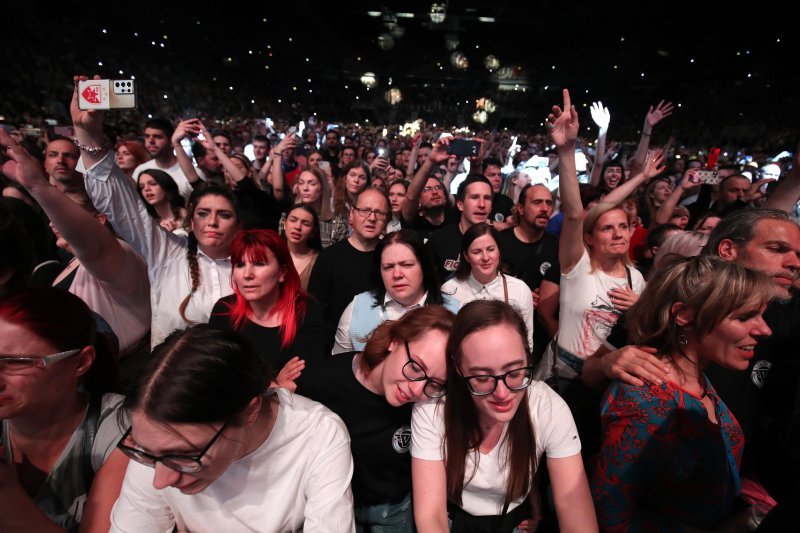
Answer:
[
  {"left": 132, "top": 118, "right": 193, "bottom": 200},
  {"left": 497, "top": 184, "right": 560, "bottom": 355},
  {"left": 401, "top": 139, "right": 459, "bottom": 242},
  {"left": 43, "top": 137, "right": 82, "bottom": 193}
]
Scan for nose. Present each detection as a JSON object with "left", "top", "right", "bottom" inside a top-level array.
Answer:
[
  {"left": 491, "top": 379, "right": 512, "bottom": 401},
  {"left": 208, "top": 213, "right": 219, "bottom": 227},
  {"left": 408, "top": 380, "right": 426, "bottom": 400},
  {"left": 393, "top": 265, "right": 403, "bottom": 279},
  {"left": 785, "top": 252, "right": 800, "bottom": 273},
  {"left": 152, "top": 462, "right": 181, "bottom": 490},
  {"left": 753, "top": 316, "right": 772, "bottom": 338}
]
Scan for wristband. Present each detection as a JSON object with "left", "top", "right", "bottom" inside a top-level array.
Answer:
[{"left": 73, "top": 137, "right": 109, "bottom": 156}]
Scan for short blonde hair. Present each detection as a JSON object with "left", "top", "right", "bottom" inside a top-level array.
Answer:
[{"left": 627, "top": 256, "right": 772, "bottom": 365}]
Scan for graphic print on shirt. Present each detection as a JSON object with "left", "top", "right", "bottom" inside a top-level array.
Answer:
[
  {"left": 392, "top": 425, "right": 412, "bottom": 453},
  {"left": 751, "top": 360, "right": 771, "bottom": 388},
  {"left": 580, "top": 294, "right": 622, "bottom": 357}
]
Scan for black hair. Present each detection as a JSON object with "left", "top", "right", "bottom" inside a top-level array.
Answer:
[
  {"left": 454, "top": 223, "right": 502, "bottom": 280},
  {"left": 482, "top": 157, "right": 502, "bottom": 172},
  {"left": 137, "top": 169, "right": 186, "bottom": 222},
  {"left": 282, "top": 204, "right": 323, "bottom": 252},
  {"left": 456, "top": 174, "right": 492, "bottom": 202},
  {"left": 210, "top": 129, "right": 233, "bottom": 144},
  {"left": 123, "top": 324, "right": 271, "bottom": 424},
  {"left": 144, "top": 118, "right": 174, "bottom": 139},
  {"left": 371, "top": 229, "right": 444, "bottom": 307}
]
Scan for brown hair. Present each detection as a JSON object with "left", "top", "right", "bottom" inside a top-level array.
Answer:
[
  {"left": 443, "top": 300, "right": 536, "bottom": 507},
  {"left": 358, "top": 305, "right": 455, "bottom": 376}
]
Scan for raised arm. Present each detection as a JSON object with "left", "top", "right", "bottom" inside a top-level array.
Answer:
[
  {"left": 588, "top": 102, "right": 611, "bottom": 188},
  {"left": 764, "top": 142, "right": 800, "bottom": 212},
  {"left": 548, "top": 89, "right": 583, "bottom": 273},
  {"left": 170, "top": 119, "right": 203, "bottom": 187},
  {"left": 654, "top": 169, "right": 700, "bottom": 226},
  {"left": 593, "top": 150, "right": 666, "bottom": 211},
  {"left": 70, "top": 75, "right": 179, "bottom": 267},
  {"left": 402, "top": 137, "right": 450, "bottom": 222},
  {"left": 266, "top": 135, "right": 297, "bottom": 202},
  {"left": 406, "top": 133, "right": 422, "bottom": 178},
  {"left": 198, "top": 124, "right": 246, "bottom": 183},
  {"left": 631, "top": 101, "right": 673, "bottom": 176},
  {"left": 0, "top": 130, "right": 138, "bottom": 286}
]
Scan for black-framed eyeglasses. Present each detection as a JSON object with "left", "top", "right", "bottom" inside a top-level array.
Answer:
[
  {"left": 116, "top": 420, "right": 231, "bottom": 473},
  {"left": 0, "top": 349, "right": 82, "bottom": 375},
  {"left": 402, "top": 341, "right": 446, "bottom": 399},
  {"left": 461, "top": 366, "right": 534, "bottom": 396},
  {"left": 353, "top": 207, "right": 389, "bottom": 220}
]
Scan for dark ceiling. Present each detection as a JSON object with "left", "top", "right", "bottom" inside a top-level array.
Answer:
[{"left": 3, "top": 1, "right": 797, "bottom": 147}]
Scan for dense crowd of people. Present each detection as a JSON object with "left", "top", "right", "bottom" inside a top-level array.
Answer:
[{"left": 1, "top": 74, "right": 799, "bottom": 532}]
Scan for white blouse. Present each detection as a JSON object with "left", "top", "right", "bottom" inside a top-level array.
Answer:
[
  {"left": 441, "top": 272, "right": 534, "bottom": 351},
  {"left": 82, "top": 152, "right": 233, "bottom": 347}
]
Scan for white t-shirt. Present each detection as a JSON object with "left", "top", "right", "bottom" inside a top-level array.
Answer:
[
  {"left": 133, "top": 158, "right": 194, "bottom": 200},
  {"left": 110, "top": 389, "right": 355, "bottom": 533},
  {"left": 411, "top": 381, "right": 581, "bottom": 516},
  {"left": 555, "top": 249, "right": 644, "bottom": 359}
]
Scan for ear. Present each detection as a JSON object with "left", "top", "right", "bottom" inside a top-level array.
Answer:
[
  {"left": 95, "top": 213, "right": 108, "bottom": 226},
  {"left": 717, "top": 239, "right": 739, "bottom": 261},
  {"left": 388, "top": 340, "right": 398, "bottom": 354},
  {"left": 456, "top": 199, "right": 464, "bottom": 213},
  {"left": 671, "top": 302, "right": 695, "bottom": 327},
  {"left": 242, "top": 395, "right": 263, "bottom": 426},
  {"left": 74, "top": 346, "right": 96, "bottom": 379},
  {"left": 279, "top": 268, "right": 286, "bottom": 284}
]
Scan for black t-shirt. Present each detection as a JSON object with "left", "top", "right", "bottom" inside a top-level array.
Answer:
[
  {"left": 426, "top": 223, "right": 464, "bottom": 282},
  {"left": 297, "top": 351, "right": 413, "bottom": 506},
  {"left": 497, "top": 228, "right": 561, "bottom": 357},
  {"left": 404, "top": 206, "right": 459, "bottom": 243},
  {"left": 208, "top": 296, "right": 327, "bottom": 375},
  {"left": 307, "top": 239, "right": 376, "bottom": 336},
  {"left": 496, "top": 228, "right": 560, "bottom": 290},
  {"left": 490, "top": 193, "right": 514, "bottom": 224}
]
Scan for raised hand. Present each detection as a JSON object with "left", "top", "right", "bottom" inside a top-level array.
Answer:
[
  {"left": 0, "top": 129, "right": 50, "bottom": 191},
  {"left": 547, "top": 89, "right": 579, "bottom": 149},
  {"left": 590, "top": 101, "right": 611, "bottom": 130},
  {"left": 645, "top": 100, "right": 674, "bottom": 128},
  {"left": 681, "top": 168, "right": 703, "bottom": 190},
  {"left": 70, "top": 75, "right": 105, "bottom": 135},
  {"left": 171, "top": 119, "right": 202, "bottom": 145},
  {"left": 429, "top": 136, "right": 452, "bottom": 164},
  {"left": 274, "top": 356, "right": 306, "bottom": 393},
  {"left": 641, "top": 149, "right": 667, "bottom": 179}
]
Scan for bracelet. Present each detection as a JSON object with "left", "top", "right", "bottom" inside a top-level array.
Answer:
[
  {"left": 271, "top": 151, "right": 283, "bottom": 157},
  {"left": 641, "top": 132, "right": 651, "bottom": 138},
  {"left": 73, "top": 137, "right": 109, "bottom": 156}
]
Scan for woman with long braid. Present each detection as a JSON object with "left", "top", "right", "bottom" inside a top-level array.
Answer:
[{"left": 71, "top": 76, "right": 242, "bottom": 346}]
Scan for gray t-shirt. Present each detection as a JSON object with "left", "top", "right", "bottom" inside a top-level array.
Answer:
[{"left": 1, "top": 393, "right": 125, "bottom": 531}]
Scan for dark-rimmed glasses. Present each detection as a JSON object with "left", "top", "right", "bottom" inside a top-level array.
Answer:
[
  {"left": 353, "top": 207, "right": 389, "bottom": 220},
  {"left": 402, "top": 341, "right": 446, "bottom": 399},
  {"left": 461, "top": 366, "right": 534, "bottom": 396},
  {"left": 0, "top": 349, "right": 82, "bottom": 374},
  {"left": 116, "top": 420, "right": 231, "bottom": 473}
]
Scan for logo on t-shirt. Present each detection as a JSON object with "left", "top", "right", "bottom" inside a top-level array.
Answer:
[
  {"left": 444, "top": 259, "right": 459, "bottom": 272},
  {"left": 392, "top": 425, "right": 412, "bottom": 453},
  {"left": 751, "top": 360, "right": 771, "bottom": 388},
  {"left": 494, "top": 213, "right": 506, "bottom": 222},
  {"left": 540, "top": 261, "right": 552, "bottom": 276}
]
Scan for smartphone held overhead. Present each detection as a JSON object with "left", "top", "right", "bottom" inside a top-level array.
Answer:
[
  {"left": 448, "top": 139, "right": 479, "bottom": 157},
  {"left": 78, "top": 80, "right": 137, "bottom": 110}
]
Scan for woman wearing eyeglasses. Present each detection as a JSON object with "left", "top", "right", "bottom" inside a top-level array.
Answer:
[
  {"left": 412, "top": 300, "right": 597, "bottom": 532},
  {"left": 110, "top": 324, "right": 354, "bottom": 532},
  {"left": 333, "top": 229, "right": 459, "bottom": 355},
  {"left": 298, "top": 305, "right": 455, "bottom": 533},
  {"left": 0, "top": 288, "right": 126, "bottom": 533}
]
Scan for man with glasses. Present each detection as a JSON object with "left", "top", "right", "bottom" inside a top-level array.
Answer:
[
  {"left": 402, "top": 139, "right": 460, "bottom": 242},
  {"left": 308, "top": 188, "right": 390, "bottom": 341}
]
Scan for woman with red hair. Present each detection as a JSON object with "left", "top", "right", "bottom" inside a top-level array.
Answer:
[
  {"left": 115, "top": 141, "right": 149, "bottom": 181},
  {"left": 209, "top": 230, "right": 326, "bottom": 391}
]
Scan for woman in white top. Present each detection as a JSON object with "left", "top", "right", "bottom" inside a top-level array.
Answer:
[
  {"left": 535, "top": 89, "right": 663, "bottom": 384},
  {"left": 411, "top": 300, "right": 597, "bottom": 532},
  {"left": 441, "top": 224, "right": 534, "bottom": 351},
  {"left": 110, "top": 324, "right": 354, "bottom": 533},
  {"left": 334, "top": 229, "right": 460, "bottom": 354},
  {"left": 70, "top": 76, "right": 241, "bottom": 347}
]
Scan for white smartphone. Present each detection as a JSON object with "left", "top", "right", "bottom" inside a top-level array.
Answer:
[{"left": 78, "top": 79, "right": 136, "bottom": 110}]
